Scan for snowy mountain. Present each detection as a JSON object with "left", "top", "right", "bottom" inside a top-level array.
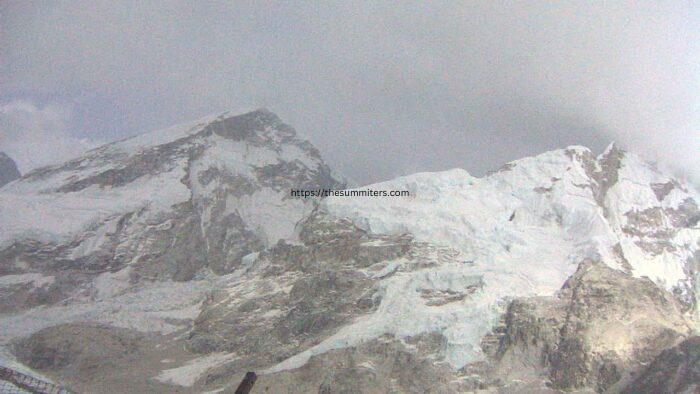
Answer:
[
  {"left": 0, "top": 109, "right": 697, "bottom": 393},
  {"left": 0, "top": 152, "right": 20, "bottom": 187},
  {"left": 311, "top": 144, "right": 700, "bottom": 368},
  {"left": 0, "top": 109, "right": 342, "bottom": 383},
  {"left": 0, "top": 108, "right": 341, "bottom": 279}
]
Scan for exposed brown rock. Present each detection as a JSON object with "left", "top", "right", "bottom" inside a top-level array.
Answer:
[{"left": 489, "top": 260, "right": 693, "bottom": 392}]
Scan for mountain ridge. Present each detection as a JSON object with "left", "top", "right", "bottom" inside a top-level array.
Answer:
[{"left": 0, "top": 109, "right": 697, "bottom": 393}]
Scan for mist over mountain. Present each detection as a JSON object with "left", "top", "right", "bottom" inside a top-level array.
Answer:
[
  {"left": 2, "top": 2, "right": 698, "bottom": 186},
  {"left": 0, "top": 3, "right": 697, "bottom": 393}
]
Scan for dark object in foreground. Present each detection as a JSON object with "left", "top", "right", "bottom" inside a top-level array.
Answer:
[
  {"left": 235, "top": 371, "right": 257, "bottom": 394},
  {"left": 0, "top": 365, "right": 74, "bottom": 394}
]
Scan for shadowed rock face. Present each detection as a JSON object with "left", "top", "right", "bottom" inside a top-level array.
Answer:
[
  {"left": 564, "top": 145, "right": 622, "bottom": 209},
  {"left": 485, "top": 260, "right": 692, "bottom": 393},
  {"left": 6, "top": 212, "right": 467, "bottom": 394},
  {"left": 246, "top": 333, "right": 457, "bottom": 394},
  {"left": 185, "top": 211, "right": 416, "bottom": 364},
  {"left": 0, "top": 152, "right": 20, "bottom": 187},
  {"left": 620, "top": 336, "right": 700, "bottom": 394}
]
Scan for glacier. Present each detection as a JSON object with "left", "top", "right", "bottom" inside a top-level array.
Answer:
[{"left": 267, "top": 144, "right": 700, "bottom": 371}]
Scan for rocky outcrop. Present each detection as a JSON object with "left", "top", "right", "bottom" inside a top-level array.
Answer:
[
  {"left": 186, "top": 210, "right": 416, "bottom": 364},
  {"left": 242, "top": 333, "right": 457, "bottom": 394},
  {"left": 1, "top": 117, "right": 698, "bottom": 394},
  {"left": 487, "top": 260, "right": 693, "bottom": 392},
  {"left": 565, "top": 143, "right": 623, "bottom": 208},
  {"left": 6, "top": 212, "right": 465, "bottom": 393},
  {"left": 18, "top": 258, "right": 695, "bottom": 394},
  {"left": 0, "top": 152, "right": 20, "bottom": 187},
  {"left": 620, "top": 336, "right": 700, "bottom": 394}
]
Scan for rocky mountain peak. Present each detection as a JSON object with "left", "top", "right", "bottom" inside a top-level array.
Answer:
[
  {"left": 0, "top": 109, "right": 343, "bottom": 283},
  {"left": 488, "top": 258, "right": 693, "bottom": 392},
  {"left": 0, "top": 115, "right": 697, "bottom": 393},
  {"left": 203, "top": 108, "right": 294, "bottom": 142},
  {"left": 0, "top": 151, "right": 20, "bottom": 187}
]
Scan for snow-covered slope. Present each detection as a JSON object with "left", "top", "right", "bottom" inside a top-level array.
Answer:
[
  {"left": 326, "top": 145, "right": 699, "bottom": 290},
  {"left": 0, "top": 109, "right": 343, "bottom": 371},
  {"left": 0, "top": 109, "right": 341, "bottom": 277},
  {"left": 1, "top": 110, "right": 697, "bottom": 393},
  {"left": 277, "top": 144, "right": 699, "bottom": 370}
]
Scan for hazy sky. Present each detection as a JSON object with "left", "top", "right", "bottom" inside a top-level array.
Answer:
[{"left": 1, "top": 1, "right": 698, "bottom": 185}]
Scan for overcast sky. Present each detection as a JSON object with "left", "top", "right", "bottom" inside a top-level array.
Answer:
[{"left": 1, "top": 1, "right": 698, "bottom": 185}]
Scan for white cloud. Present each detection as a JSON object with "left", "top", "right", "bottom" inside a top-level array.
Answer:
[
  {"left": 0, "top": 101, "right": 98, "bottom": 173},
  {"left": 1, "top": 2, "right": 698, "bottom": 184}
]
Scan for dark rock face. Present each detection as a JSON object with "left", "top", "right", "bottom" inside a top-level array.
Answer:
[
  {"left": 182, "top": 210, "right": 483, "bottom": 393},
  {"left": 621, "top": 336, "right": 700, "bottom": 394},
  {"left": 255, "top": 333, "right": 456, "bottom": 394},
  {"left": 565, "top": 144, "right": 623, "bottom": 209},
  {"left": 0, "top": 152, "right": 20, "bottom": 187},
  {"left": 186, "top": 211, "right": 414, "bottom": 363},
  {"left": 54, "top": 135, "right": 203, "bottom": 193},
  {"left": 487, "top": 260, "right": 692, "bottom": 393}
]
